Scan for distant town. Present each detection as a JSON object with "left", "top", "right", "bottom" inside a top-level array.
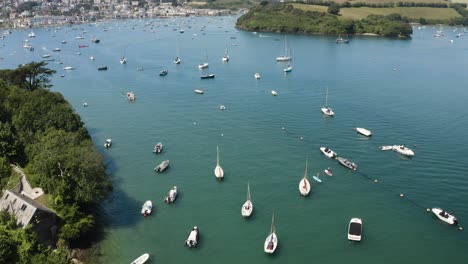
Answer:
[{"left": 0, "top": 0, "right": 236, "bottom": 29}]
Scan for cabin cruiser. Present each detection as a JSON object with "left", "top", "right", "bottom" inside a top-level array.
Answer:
[
  {"left": 164, "top": 186, "right": 178, "bottom": 203},
  {"left": 141, "top": 200, "right": 152, "bottom": 217},
  {"left": 185, "top": 226, "right": 199, "bottom": 248},
  {"left": 153, "top": 142, "right": 163, "bottom": 154},
  {"left": 348, "top": 218, "right": 362, "bottom": 241},
  {"left": 104, "top": 139, "right": 112, "bottom": 148},
  {"left": 392, "top": 145, "right": 415, "bottom": 156},
  {"left": 320, "top": 147, "right": 337, "bottom": 159}
]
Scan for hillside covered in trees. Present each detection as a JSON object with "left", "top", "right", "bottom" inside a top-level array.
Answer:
[
  {"left": 236, "top": 2, "right": 413, "bottom": 37},
  {"left": 0, "top": 62, "right": 112, "bottom": 263}
]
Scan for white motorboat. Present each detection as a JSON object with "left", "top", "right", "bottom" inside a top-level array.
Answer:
[
  {"left": 185, "top": 226, "right": 199, "bottom": 248},
  {"left": 355, "top": 127, "right": 372, "bottom": 137},
  {"left": 254, "top": 73, "right": 261, "bottom": 79},
  {"left": 283, "top": 65, "right": 292, "bottom": 73},
  {"left": 241, "top": 182, "right": 253, "bottom": 217},
  {"left": 141, "top": 200, "right": 152, "bottom": 216},
  {"left": 53, "top": 48, "right": 61, "bottom": 52},
  {"left": 198, "top": 62, "right": 209, "bottom": 69},
  {"left": 42, "top": 54, "right": 51, "bottom": 58},
  {"left": 271, "top": 90, "right": 278, "bottom": 96},
  {"left": 61, "top": 40, "right": 67, "bottom": 44},
  {"left": 120, "top": 57, "right": 127, "bottom": 64},
  {"left": 75, "top": 36, "right": 84, "bottom": 39},
  {"left": 264, "top": 214, "right": 278, "bottom": 254},
  {"left": 347, "top": 218, "right": 362, "bottom": 241},
  {"left": 299, "top": 158, "right": 311, "bottom": 196},
  {"left": 104, "top": 139, "right": 112, "bottom": 148},
  {"left": 164, "top": 186, "right": 178, "bottom": 203},
  {"left": 320, "top": 147, "right": 337, "bottom": 159},
  {"left": 154, "top": 160, "right": 170, "bottom": 173},
  {"left": 63, "top": 66, "right": 75, "bottom": 70},
  {"left": 219, "top": 105, "right": 226, "bottom": 110},
  {"left": 153, "top": 142, "right": 163, "bottom": 154},
  {"left": 379, "top": 146, "right": 393, "bottom": 151},
  {"left": 194, "top": 89, "right": 204, "bottom": 94},
  {"left": 431, "top": 208, "right": 459, "bottom": 226},
  {"left": 28, "top": 31, "right": 35, "bottom": 38},
  {"left": 337, "top": 157, "right": 357, "bottom": 171},
  {"left": 321, "top": 87, "right": 334, "bottom": 116},
  {"left": 130, "top": 253, "right": 149, "bottom": 264},
  {"left": 214, "top": 145, "right": 224, "bottom": 180},
  {"left": 127, "top": 92, "right": 135, "bottom": 101},
  {"left": 392, "top": 145, "right": 415, "bottom": 156}
]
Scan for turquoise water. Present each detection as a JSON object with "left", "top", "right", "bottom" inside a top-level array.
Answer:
[{"left": 1, "top": 18, "right": 468, "bottom": 263}]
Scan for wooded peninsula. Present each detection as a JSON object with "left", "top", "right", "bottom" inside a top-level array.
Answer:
[
  {"left": 236, "top": 2, "right": 414, "bottom": 37},
  {"left": 0, "top": 62, "right": 111, "bottom": 263}
]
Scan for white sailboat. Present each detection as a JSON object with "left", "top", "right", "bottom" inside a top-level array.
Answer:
[
  {"left": 174, "top": 47, "right": 181, "bottom": 64},
  {"left": 241, "top": 181, "right": 253, "bottom": 217},
  {"left": 222, "top": 48, "right": 230, "bottom": 62},
  {"left": 264, "top": 214, "right": 278, "bottom": 254},
  {"left": 214, "top": 145, "right": 224, "bottom": 180},
  {"left": 120, "top": 46, "right": 127, "bottom": 64},
  {"left": 298, "top": 158, "right": 311, "bottom": 196},
  {"left": 198, "top": 50, "right": 209, "bottom": 69},
  {"left": 276, "top": 36, "right": 291, "bottom": 62},
  {"left": 321, "top": 87, "right": 334, "bottom": 116}
]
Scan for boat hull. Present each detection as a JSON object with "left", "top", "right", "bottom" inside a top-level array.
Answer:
[
  {"left": 321, "top": 107, "right": 334, "bottom": 116},
  {"left": 320, "top": 147, "right": 337, "bottom": 159},
  {"left": 214, "top": 166, "right": 224, "bottom": 179},
  {"left": 131, "top": 253, "right": 149, "bottom": 264},
  {"left": 337, "top": 157, "right": 357, "bottom": 171},
  {"left": 264, "top": 233, "right": 278, "bottom": 253},
  {"left": 241, "top": 200, "right": 253, "bottom": 217},
  {"left": 298, "top": 178, "right": 310, "bottom": 196},
  {"left": 432, "top": 208, "right": 458, "bottom": 225},
  {"left": 356, "top": 127, "right": 372, "bottom": 137},
  {"left": 348, "top": 218, "right": 362, "bottom": 241}
]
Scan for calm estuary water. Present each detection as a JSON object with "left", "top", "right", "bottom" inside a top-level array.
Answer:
[{"left": 1, "top": 16, "right": 468, "bottom": 264}]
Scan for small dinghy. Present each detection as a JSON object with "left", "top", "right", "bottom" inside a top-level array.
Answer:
[
  {"left": 283, "top": 65, "right": 292, "bottom": 72},
  {"left": 337, "top": 157, "right": 357, "bottom": 171},
  {"left": 141, "top": 200, "right": 152, "bottom": 217},
  {"left": 130, "top": 253, "right": 149, "bottom": 264},
  {"left": 164, "top": 186, "right": 177, "bottom": 203},
  {"left": 154, "top": 160, "right": 170, "bottom": 173},
  {"left": 324, "top": 167, "right": 333, "bottom": 176},
  {"left": 379, "top": 146, "right": 393, "bottom": 151},
  {"left": 194, "top": 89, "right": 204, "bottom": 94},
  {"left": 431, "top": 208, "right": 458, "bottom": 226},
  {"left": 219, "top": 105, "right": 226, "bottom": 110},
  {"left": 320, "top": 147, "right": 337, "bottom": 159},
  {"left": 241, "top": 182, "right": 253, "bottom": 217},
  {"left": 355, "top": 127, "right": 372, "bottom": 137},
  {"left": 271, "top": 90, "right": 278, "bottom": 96},
  {"left": 185, "top": 226, "right": 199, "bottom": 248},
  {"left": 298, "top": 158, "right": 311, "bottom": 196},
  {"left": 348, "top": 218, "right": 362, "bottom": 241},
  {"left": 393, "top": 145, "right": 415, "bottom": 156},
  {"left": 264, "top": 214, "right": 278, "bottom": 254},
  {"left": 153, "top": 142, "right": 163, "bottom": 154},
  {"left": 104, "top": 139, "right": 112, "bottom": 148},
  {"left": 98, "top": 66, "right": 108, "bottom": 71},
  {"left": 254, "top": 73, "right": 261, "bottom": 79},
  {"left": 312, "top": 172, "right": 322, "bottom": 183}
]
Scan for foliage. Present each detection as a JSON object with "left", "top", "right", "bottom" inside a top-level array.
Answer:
[
  {"left": 328, "top": 3, "right": 341, "bottom": 14},
  {"left": 236, "top": 3, "right": 413, "bottom": 36},
  {"left": 0, "top": 61, "right": 56, "bottom": 91},
  {"left": 0, "top": 64, "right": 112, "bottom": 250},
  {"left": 0, "top": 211, "right": 67, "bottom": 263}
]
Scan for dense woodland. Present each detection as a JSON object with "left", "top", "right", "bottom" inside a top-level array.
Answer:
[
  {"left": 0, "top": 61, "right": 112, "bottom": 263},
  {"left": 236, "top": 2, "right": 413, "bottom": 37}
]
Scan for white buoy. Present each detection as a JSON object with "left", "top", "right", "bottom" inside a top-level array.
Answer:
[
  {"left": 400, "top": 194, "right": 404, "bottom": 197},
  {"left": 374, "top": 179, "right": 378, "bottom": 183},
  {"left": 193, "top": 122, "right": 197, "bottom": 125},
  {"left": 221, "top": 133, "right": 224, "bottom": 136}
]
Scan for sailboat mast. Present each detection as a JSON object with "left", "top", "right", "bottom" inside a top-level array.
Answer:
[
  {"left": 304, "top": 158, "right": 309, "bottom": 179},
  {"left": 271, "top": 213, "right": 275, "bottom": 234},
  {"left": 325, "top": 87, "right": 329, "bottom": 106},
  {"left": 247, "top": 182, "right": 251, "bottom": 201},
  {"left": 216, "top": 145, "right": 220, "bottom": 166}
]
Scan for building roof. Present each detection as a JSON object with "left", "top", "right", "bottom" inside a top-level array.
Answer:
[{"left": 0, "top": 190, "right": 55, "bottom": 228}]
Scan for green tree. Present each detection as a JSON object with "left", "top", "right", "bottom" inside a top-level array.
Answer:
[
  {"left": 0, "top": 121, "right": 19, "bottom": 159},
  {"left": 327, "top": 3, "right": 340, "bottom": 15},
  {"left": 15, "top": 62, "right": 56, "bottom": 91}
]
